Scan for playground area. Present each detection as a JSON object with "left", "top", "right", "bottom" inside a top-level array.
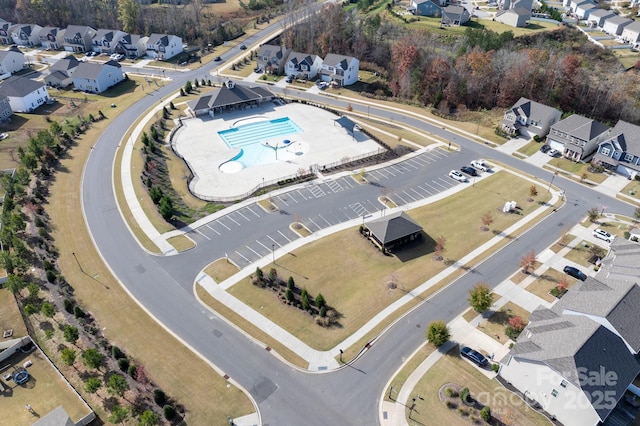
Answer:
[{"left": 172, "top": 102, "right": 382, "bottom": 200}]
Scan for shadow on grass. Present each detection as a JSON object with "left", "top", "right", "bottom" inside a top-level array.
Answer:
[{"left": 394, "top": 232, "right": 436, "bottom": 262}]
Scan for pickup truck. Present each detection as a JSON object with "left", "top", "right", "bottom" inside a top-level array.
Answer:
[{"left": 471, "top": 160, "right": 490, "bottom": 172}]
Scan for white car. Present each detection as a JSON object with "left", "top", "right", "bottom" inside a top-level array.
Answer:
[
  {"left": 0, "top": 133, "right": 8, "bottom": 141},
  {"left": 449, "top": 170, "right": 467, "bottom": 182},
  {"left": 471, "top": 159, "right": 490, "bottom": 172},
  {"left": 593, "top": 228, "right": 614, "bottom": 243},
  {"left": 548, "top": 148, "right": 559, "bottom": 157}
]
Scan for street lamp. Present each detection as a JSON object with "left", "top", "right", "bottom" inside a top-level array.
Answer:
[
  {"left": 547, "top": 170, "right": 558, "bottom": 192},
  {"left": 339, "top": 349, "right": 343, "bottom": 363}
]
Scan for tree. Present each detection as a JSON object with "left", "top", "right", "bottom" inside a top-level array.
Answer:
[
  {"left": 118, "top": 0, "right": 140, "bottom": 33},
  {"left": 159, "top": 196, "right": 174, "bottom": 221},
  {"left": 83, "top": 348, "right": 105, "bottom": 369},
  {"left": 508, "top": 316, "right": 526, "bottom": 332},
  {"left": 4, "top": 274, "right": 27, "bottom": 294},
  {"left": 108, "top": 404, "right": 129, "bottom": 425},
  {"left": 480, "top": 406, "right": 491, "bottom": 422},
  {"left": 287, "top": 276, "right": 295, "bottom": 290},
  {"left": 85, "top": 376, "right": 102, "bottom": 393},
  {"left": 468, "top": 283, "right": 492, "bottom": 312},
  {"left": 63, "top": 325, "right": 79, "bottom": 344},
  {"left": 184, "top": 81, "right": 193, "bottom": 94},
  {"left": 285, "top": 288, "right": 295, "bottom": 302},
  {"left": 41, "top": 301, "right": 56, "bottom": 318},
  {"left": 528, "top": 184, "right": 538, "bottom": 200},
  {"left": 301, "top": 288, "right": 310, "bottom": 310},
  {"left": 519, "top": 250, "right": 537, "bottom": 274},
  {"left": 587, "top": 207, "right": 600, "bottom": 223},
  {"left": 315, "top": 293, "right": 326, "bottom": 309},
  {"left": 164, "top": 405, "right": 176, "bottom": 420},
  {"left": 426, "top": 320, "right": 450, "bottom": 346},
  {"left": 433, "top": 235, "right": 446, "bottom": 261},
  {"left": 633, "top": 207, "right": 640, "bottom": 227},
  {"left": 138, "top": 410, "right": 159, "bottom": 426},
  {"left": 559, "top": 227, "right": 570, "bottom": 247},
  {"left": 61, "top": 348, "right": 77, "bottom": 366},
  {"left": 108, "top": 373, "right": 129, "bottom": 397},
  {"left": 481, "top": 212, "right": 493, "bottom": 231},
  {"left": 24, "top": 304, "right": 38, "bottom": 315}
]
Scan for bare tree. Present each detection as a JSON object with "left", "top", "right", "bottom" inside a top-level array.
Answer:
[{"left": 519, "top": 250, "right": 537, "bottom": 274}]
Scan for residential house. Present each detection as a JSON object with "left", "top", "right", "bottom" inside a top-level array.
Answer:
[
  {"left": 63, "top": 25, "right": 96, "bottom": 53},
  {"left": 319, "top": 54, "right": 360, "bottom": 86},
  {"left": 45, "top": 55, "right": 79, "bottom": 88},
  {"left": 256, "top": 44, "right": 290, "bottom": 75},
  {"left": 494, "top": 8, "right": 531, "bottom": 27},
  {"left": 285, "top": 52, "right": 323, "bottom": 80},
  {"left": 10, "top": 24, "right": 43, "bottom": 47},
  {"left": 573, "top": 0, "right": 596, "bottom": 19},
  {"left": 116, "top": 34, "right": 148, "bottom": 59},
  {"left": 441, "top": 5, "right": 471, "bottom": 26},
  {"left": 409, "top": 0, "right": 443, "bottom": 17},
  {"left": 186, "top": 81, "right": 273, "bottom": 116},
  {"left": 0, "top": 46, "right": 26, "bottom": 77},
  {"left": 0, "top": 76, "right": 50, "bottom": 112},
  {"left": 499, "top": 307, "right": 640, "bottom": 426},
  {"left": 71, "top": 60, "right": 124, "bottom": 93},
  {"left": 146, "top": 34, "right": 183, "bottom": 60},
  {"left": 501, "top": 97, "right": 562, "bottom": 138},
  {"left": 0, "top": 21, "right": 12, "bottom": 45},
  {"left": 593, "top": 120, "right": 640, "bottom": 178},
  {"left": 597, "top": 237, "right": 640, "bottom": 281},
  {"left": 621, "top": 20, "right": 640, "bottom": 44},
  {"left": 38, "top": 26, "right": 65, "bottom": 50},
  {"left": 546, "top": 114, "right": 609, "bottom": 161},
  {"left": 510, "top": 0, "right": 534, "bottom": 10},
  {"left": 92, "top": 29, "right": 128, "bottom": 55},
  {"left": 586, "top": 9, "right": 615, "bottom": 28},
  {"left": 0, "top": 95, "right": 12, "bottom": 120},
  {"left": 602, "top": 15, "right": 633, "bottom": 36}
]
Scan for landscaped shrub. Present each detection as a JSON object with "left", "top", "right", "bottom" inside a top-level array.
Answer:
[
  {"left": 46, "top": 270, "right": 56, "bottom": 283},
  {"left": 154, "top": 389, "right": 167, "bottom": 406},
  {"left": 446, "top": 400, "right": 457, "bottom": 409},
  {"left": 73, "top": 305, "right": 86, "bottom": 319},
  {"left": 127, "top": 364, "right": 137, "bottom": 377},
  {"left": 445, "top": 387, "right": 458, "bottom": 398},
  {"left": 287, "top": 276, "right": 294, "bottom": 291},
  {"left": 63, "top": 298, "right": 74, "bottom": 314},
  {"left": 319, "top": 306, "right": 327, "bottom": 317},
  {"left": 112, "top": 346, "right": 125, "bottom": 359},
  {"left": 492, "top": 363, "right": 499, "bottom": 373},
  {"left": 459, "top": 387, "right": 470, "bottom": 403},
  {"left": 117, "top": 357, "right": 130, "bottom": 371},
  {"left": 163, "top": 405, "right": 176, "bottom": 420},
  {"left": 480, "top": 406, "right": 491, "bottom": 422}
]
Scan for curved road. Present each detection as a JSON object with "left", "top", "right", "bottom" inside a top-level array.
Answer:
[{"left": 81, "top": 25, "right": 635, "bottom": 426}]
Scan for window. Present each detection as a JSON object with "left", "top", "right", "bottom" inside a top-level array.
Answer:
[
  {"left": 625, "top": 153, "right": 634, "bottom": 161},
  {"left": 601, "top": 147, "right": 610, "bottom": 156},
  {"left": 551, "top": 389, "right": 558, "bottom": 397},
  {"left": 560, "top": 380, "right": 568, "bottom": 388}
]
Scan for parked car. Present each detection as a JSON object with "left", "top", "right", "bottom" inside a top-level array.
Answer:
[
  {"left": 471, "top": 159, "right": 490, "bottom": 172},
  {"left": 564, "top": 265, "right": 587, "bottom": 281},
  {"left": 239, "top": 44, "right": 247, "bottom": 50},
  {"left": 449, "top": 170, "right": 467, "bottom": 182},
  {"left": 593, "top": 228, "right": 614, "bottom": 243},
  {"left": 460, "top": 166, "right": 478, "bottom": 177},
  {"left": 539, "top": 144, "right": 551, "bottom": 154},
  {"left": 0, "top": 133, "right": 8, "bottom": 141},
  {"left": 254, "top": 66, "right": 263, "bottom": 73},
  {"left": 547, "top": 148, "right": 559, "bottom": 157},
  {"left": 285, "top": 75, "right": 293, "bottom": 83},
  {"left": 318, "top": 82, "right": 328, "bottom": 90},
  {"left": 461, "top": 346, "right": 488, "bottom": 367},
  {"left": 214, "top": 56, "right": 222, "bottom": 62}
]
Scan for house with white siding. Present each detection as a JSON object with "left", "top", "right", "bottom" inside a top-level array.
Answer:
[
  {"left": 38, "top": 26, "right": 65, "bottom": 50},
  {"left": 0, "top": 76, "right": 50, "bottom": 113},
  {"left": 593, "top": 120, "right": 640, "bottom": 179},
  {"left": 0, "top": 46, "right": 25, "bottom": 77},
  {"left": 71, "top": 60, "right": 124, "bottom": 93},
  {"left": 586, "top": 9, "right": 614, "bottom": 28},
  {"left": 285, "top": 52, "right": 323, "bottom": 80},
  {"left": 319, "top": 54, "right": 359, "bottom": 86},
  {"left": 92, "top": 29, "right": 128, "bottom": 55},
  {"left": 501, "top": 97, "right": 562, "bottom": 138},
  {"left": 602, "top": 15, "right": 633, "bottom": 36},
  {"left": 146, "top": 34, "right": 183, "bottom": 60},
  {"left": 10, "top": 24, "right": 43, "bottom": 47},
  {"left": 546, "top": 114, "right": 609, "bottom": 161}
]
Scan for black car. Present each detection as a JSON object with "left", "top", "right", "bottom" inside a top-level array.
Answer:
[
  {"left": 460, "top": 166, "right": 478, "bottom": 177},
  {"left": 214, "top": 56, "right": 222, "bottom": 62},
  {"left": 563, "top": 265, "right": 587, "bottom": 281},
  {"left": 540, "top": 144, "right": 551, "bottom": 153},
  {"left": 254, "top": 66, "right": 263, "bottom": 73},
  {"left": 460, "top": 346, "right": 488, "bottom": 367},
  {"left": 239, "top": 44, "right": 247, "bottom": 50}
]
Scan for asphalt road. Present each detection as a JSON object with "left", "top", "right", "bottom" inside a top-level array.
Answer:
[{"left": 80, "top": 25, "right": 636, "bottom": 426}]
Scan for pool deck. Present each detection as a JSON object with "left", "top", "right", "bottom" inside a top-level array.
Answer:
[{"left": 172, "top": 102, "right": 381, "bottom": 200}]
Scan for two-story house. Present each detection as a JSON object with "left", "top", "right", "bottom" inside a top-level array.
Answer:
[
  {"left": 38, "top": 26, "right": 65, "bottom": 50},
  {"left": 0, "top": 95, "right": 12, "bottom": 121},
  {"left": 409, "top": 0, "right": 443, "bottom": 17},
  {"left": 573, "top": 0, "right": 596, "bottom": 19},
  {"left": 0, "top": 22, "right": 13, "bottom": 45},
  {"left": 602, "top": 15, "right": 633, "bottom": 36},
  {"left": 441, "top": 5, "right": 471, "bottom": 26},
  {"left": 621, "top": 21, "right": 640, "bottom": 45},
  {"left": 256, "top": 44, "right": 290, "bottom": 75},
  {"left": 285, "top": 52, "right": 323, "bottom": 80},
  {"left": 593, "top": 120, "right": 640, "bottom": 179},
  {"left": 0, "top": 76, "right": 50, "bottom": 112},
  {"left": 0, "top": 46, "right": 25, "bottom": 77},
  {"left": 10, "top": 24, "right": 43, "bottom": 47},
  {"left": 501, "top": 97, "right": 562, "bottom": 138},
  {"left": 546, "top": 114, "right": 609, "bottom": 161},
  {"left": 319, "top": 54, "right": 359, "bottom": 87},
  {"left": 71, "top": 60, "right": 124, "bottom": 93},
  {"left": 63, "top": 25, "right": 96, "bottom": 53},
  {"left": 45, "top": 55, "right": 80, "bottom": 88},
  {"left": 146, "top": 34, "right": 183, "bottom": 60},
  {"left": 116, "top": 34, "right": 148, "bottom": 59},
  {"left": 586, "top": 9, "right": 614, "bottom": 28},
  {"left": 92, "top": 29, "right": 128, "bottom": 55}
]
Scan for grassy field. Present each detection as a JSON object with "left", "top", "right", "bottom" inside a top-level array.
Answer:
[
  {"left": 44, "top": 82, "right": 253, "bottom": 424},
  {"left": 478, "top": 301, "right": 530, "bottom": 343},
  {"left": 547, "top": 157, "right": 609, "bottom": 184},
  {"left": 409, "top": 347, "right": 550, "bottom": 426},
  {"left": 226, "top": 172, "right": 551, "bottom": 350},
  {"left": 204, "top": 258, "right": 240, "bottom": 283},
  {"left": 0, "top": 289, "right": 28, "bottom": 338},
  {"left": 549, "top": 233, "right": 575, "bottom": 253},
  {"left": 622, "top": 180, "right": 640, "bottom": 201},
  {"left": 517, "top": 139, "right": 542, "bottom": 157},
  {"left": 525, "top": 267, "right": 577, "bottom": 303},
  {"left": 564, "top": 240, "right": 600, "bottom": 267},
  {"left": 509, "top": 261, "right": 541, "bottom": 284}
]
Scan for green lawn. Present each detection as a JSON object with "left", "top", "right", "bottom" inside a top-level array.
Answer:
[
  {"left": 517, "top": 139, "right": 542, "bottom": 157},
  {"left": 622, "top": 180, "right": 640, "bottom": 201},
  {"left": 226, "top": 172, "right": 552, "bottom": 350},
  {"left": 478, "top": 301, "right": 530, "bottom": 343},
  {"left": 547, "top": 157, "right": 608, "bottom": 184},
  {"left": 563, "top": 240, "right": 599, "bottom": 267},
  {"left": 525, "top": 267, "right": 577, "bottom": 303}
]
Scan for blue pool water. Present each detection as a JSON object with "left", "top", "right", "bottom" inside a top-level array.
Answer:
[{"left": 218, "top": 117, "right": 302, "bottom": 168}]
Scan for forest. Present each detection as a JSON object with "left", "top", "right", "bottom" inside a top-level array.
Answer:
[{"left": 2, "top": 0, "right": 639, "bottom": 124}]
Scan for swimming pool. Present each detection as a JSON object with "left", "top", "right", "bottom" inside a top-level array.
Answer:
[
  {"left": 218, "top": 117, "right": 302, "bottom": 148},
  {"left": 218, "top": 117, "right": 303, "bottom": 169}
]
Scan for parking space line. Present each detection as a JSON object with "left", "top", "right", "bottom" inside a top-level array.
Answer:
[
  {"left": 410, "top": 188, "right": 424, "bottom": 199},
  {"left": 257, "top": 240, "right": 272, "bottom": 251},
  {"left": 417, "top": 185, "right": 433, "bottom": 196},
  {"left": 390, "top": 165, "right": 406, "bottom": 174},
  {"left": 308, "top": 217, "right": 321, "bottom": 231},
  {"left": 236, "top": 210, "right": 251, "bottom": 222},
  {"left": 277, "top": 230, "right": 292, "bottom": 243},
  {"left": 432, "top": 178, "right": 450, "bottom": 189},
  {"left": 246, "top": 245, "right": 262, "bottom": 257},
  {"left": 192, "top": 229, "right": 210, "bottom": 240},
  {"left": 402, "top": 190, "right": 417, "bottom": 201},
  {"left": 276, "top": 195, "right": 289, "bottom": 206},
  {"left": 235, "top": 251, "right": 250, "bottom": 263},
  {"left": 227, "top": 215, "right": 241, "bottom": 226},
  {"left": 205, "top": 224, "right": 221, "bottom": 235},
  {"left": 247, "top": 205, "right": 262, "bottom": 217},
  {"left": 267, "top": 235, "right": 281, "bottom": 246},
  {"left": 403, "top": 161, "right": 420, "bottom": 170},
  {"left": 341, "top": 177, "right": 354, "bottom": 188},
  {"left": 394, "top": 193, "right": 408, "bottom": 204},
  {"left": 217, "top": 220, "right": 231, "bottom": 231},
  {"left": 318, "top": 214, "right": 331, "bottom": 226},
  {"left": 296, "top": 189, "right": 308, "bottom": 200}
]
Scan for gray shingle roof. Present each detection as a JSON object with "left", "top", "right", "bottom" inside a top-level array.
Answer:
[
  {"left": 187, "top": 83, "right": 273, "bottom": 111},
  {"left": 510, "top": 97, "right": 560, "bottom": 124},
  {"left": 605, "top": 15, "right": 633, "bottom": 26},
  {"left": 323, "top": 53, "right": 354, "bottom": 70},
  {"left": 589, "top": 9, "right": 614, "bottom": 19},
  {"left": 50, "top": 55, "right": 79, "bottom": 73},
  {"left": 624, "top": 20, "right": 640, "bottom": 33},
  {"left": 0, "top": 76, "right": 45, "bottom": 97},
  {"left": 287, "top": 52, "right": 319, "bottom": 69},
  {"left": 64, "top": 25, "right": 95, "bottom": 38},
  {"left": 72, "top": 61, "right": 120, "bottom": 80},
  {"left": 365, "top": 211, "right": 422, "bottom": 245},
  {"left": 608, "top": 120, "right": 640, "bottom": 157},
  {"left": 257, "top": 44, "right": 288, "bottom": 61},
  {"left": 551, "top": 114, "right": 609, "bottom": 141}
]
